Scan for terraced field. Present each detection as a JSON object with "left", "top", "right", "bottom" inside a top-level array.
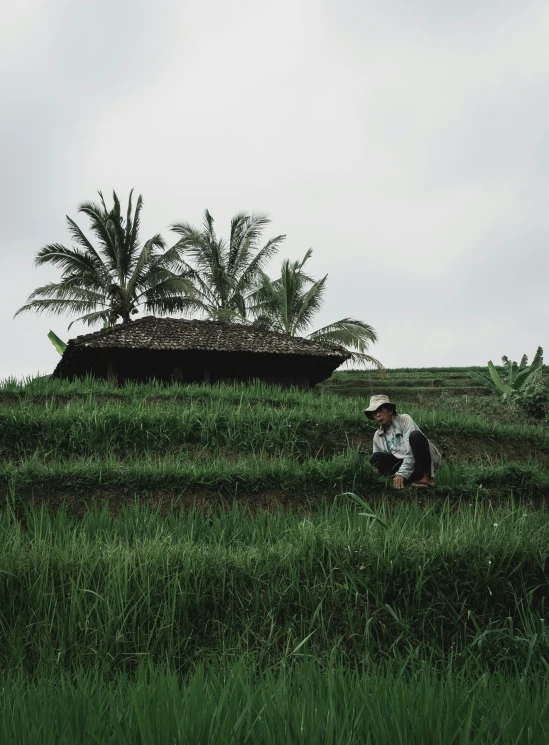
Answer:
[
  {"left": 320, "top": 365, "right": 494, "bottom": 400},
  {"left": 0, "top": 369, "right": 548, "bottom": 744}
]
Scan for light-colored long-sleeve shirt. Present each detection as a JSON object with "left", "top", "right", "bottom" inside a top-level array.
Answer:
[{"left": 372, "top": 413, "right": 441, "bottom": 479}]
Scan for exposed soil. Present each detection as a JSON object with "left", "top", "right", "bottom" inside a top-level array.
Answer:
[
  {"left": 2, "top": 486, "right": 330, "bottom": 519},
  {"left": 3, "top": 483, "right": 544, "bottom": 521},
  {"left": 310, "top": 430, "right": 549, "bottom": 464},
  {"left": 429, "top": 434, "right": 549, "bottom": 464},
  {"left": 321, "top": 387, "right": 489, "bottom": 398}
]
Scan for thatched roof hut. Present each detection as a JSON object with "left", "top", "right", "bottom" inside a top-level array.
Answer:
[{"left": 52, "top": 317, "right": 350, "bottom": 389}]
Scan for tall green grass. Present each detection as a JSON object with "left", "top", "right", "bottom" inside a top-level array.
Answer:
[
  {"left": 1, "top": 498, "right": 548, "bottom": 675},
  {"left": 0, "top": 451, "right": 374, "bottom": 493},
  {"left": 1, "top": 397, "right": 547, "bottom": 460},
  {"left": 0, "top": 375, "right": 338, "bottom": 405},
  {"left": 0, "top": 371, "right": 547, "bottom": 741},
  {"left": 2, "top": 455, "right": 549, "bottom": 497},
  {"left": 325, "top": 378, "right": 488, "bottom": 388},
  {"left": 332, "top": 365, "right": 537, "bottom": 374},
  {"left": 1, "top": 369, "right": 497, "bottom": 392},
  {"left": 2, "top": 660, "right": 548, "bottom": 745},
  {"left": 323, "top": 386, "right": 491, "bottom": 401}
]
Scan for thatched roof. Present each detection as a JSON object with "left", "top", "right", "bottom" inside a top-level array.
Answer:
[{"left": 58, "top": 316, "right": 351, "bottom": 360}]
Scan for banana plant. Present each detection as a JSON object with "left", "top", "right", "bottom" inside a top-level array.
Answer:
[
  {"left": 501, "top": 353, "right": 528, "bottom": 386},
  {"left": 469, "top": 347, "right": 544, "bottom": 400},
  {"left": 47, "top": 330, "right": 67, "bottom": 356}
]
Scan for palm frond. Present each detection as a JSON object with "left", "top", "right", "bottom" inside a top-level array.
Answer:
[
  {"left": 16, "top": 190, "right": 189, "bottom": 327},
  {"left": 141, "top": 294, "right": 203, "bottom": 317},
  {"left": 248, "top": 257, "right": 314, "bottom": 335},
  {"left": 247, "top": 273, "right": 287, "bottom": 332},
  {"left": 170, "top": 210, "right": 283, "bottom": 317},
  {"left": 97, "top": 191, "right": 108, "bottom": 213},
  {"left": 228, "top": 213, "right": 251, "bottom": 273},
  {"left": 307, "top": 318, "right": 380, "bottom": 368},
  {"left": 342, "top": 351, "right": 383, "bottom": 368},
  {"left": 67, "top": 309, "right": 112, "bottom": 329},
  {"left": 308, "top": 318, "right": 378, "bottom": 348},
  {"left": 228, "top": 213, "right": 272, "bottom": 277},
  {"left": 149, "top": 244, "right": 193, "bottom": 274},
  {"left": 138, "top": 275, "right": 198, "bottom": 301},
  {"left": 111, "top": 190, "right": 122, "bottom": 219},
  {"left": 233, "top": 233, "right": 286, "bottom": 296},
  {"left": 15, "top": 297, "right": 105, "bottom": 319},
  {"left": 240, "top": 212, "right": 271, "bottom": 249},
  {"left": 65, "top": 219, "right": 112, "bottom": 281},
  {"left": 249, "top": 247, "right": 382, "bottom": 366},
  {"left": 125, "top": 189, "right": 134, "bottom": 242},
  {"left": 120, "top": 190, "right": 144, "bottom": 276},
  {"left": 170, "top": 223, "right": 220, "bottom": 277},
  {"left": 250, "top": 314, "right": 275, "bottom": 331},
  {"left": 201, "top": 209, "right": 217, "bottom": 245},
  {"left": 230, "top": 292, "right": 247, "bottom": 319},
  {"left": 297, "top": 248, "right": 314, "bottom": 272},
  {"left": 127, "top": 235, "right": 167, "bottom": 296},
  {"left": 20, "top": 280, "right": 107, "bottom": 303},
  {"left": 128, "top": 193, "right": 145, "bottom": 266},
  {"left": 106, "top": 193, "right": 128, "bottom": 284},
  {"left": 207, "top": 307, "right": 245, "bottom": 323},
  {"left": 290, "top": 275, "right": 326, "bottom": 335},
  {"left": 33, "top": 244, "right": 103, "bottom": 277},
  {"left": 76, "top": 202, "right": 118, "bottom": 274}
]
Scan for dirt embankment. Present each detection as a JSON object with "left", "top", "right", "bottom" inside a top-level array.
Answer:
[{"left": 3, "top": 482, "right": 545, "bottom": 521}]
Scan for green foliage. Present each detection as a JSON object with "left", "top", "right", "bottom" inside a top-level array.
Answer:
[
  {"left": 501, "top": 352, "right": 528, "bottom": 384},
  {"left": 170, "top": 210, "right": 285, "bottom": 321},
  {"left": 250, "top": 249, "right": 381, "bottom": 367},
  {"left": 18, "top": 196, "right": 379, "bottom": 367},
  {"left": 469, "top": 347, "right": 544, "bottom": 401},
  {"left": 1, "top": 662, "right": 549, "bottom": 745},
  {"left": 0, "top": 452, "right": 376, "bottom": 494},
  {"left": 47, "top": 330, "right": 67, "bottom": 356},
  {"left": 0, "top": 500, "right": 548, "bottom": 677},
  {"left": 15, "top": 190, "right": 197, "bottom": 328},
  {"left": 1, "top": 383, "right": 548, "bottom": 462},
  {"left": 1, "top": 364, "right": 548, "bottom": 730},
  {"left": 511, "top": 382, "right": 549, "bottom": 420},
  {"left": 2, "top": 661, "right": 549, "bottom": 745},
  {"left": 4, "top": 455, "right": 549, "bottom": 497}
]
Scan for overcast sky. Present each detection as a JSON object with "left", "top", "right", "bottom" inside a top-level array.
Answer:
[{"left": 1, "top": 0, "right": 548, "bottom": 378}]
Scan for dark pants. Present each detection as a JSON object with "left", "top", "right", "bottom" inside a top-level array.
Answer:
[{"left": 369, "top": 430, "right": 432, "bottom": 482}]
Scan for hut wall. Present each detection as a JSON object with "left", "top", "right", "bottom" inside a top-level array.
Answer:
[{"left": 56, "top": 348, "right": 339, "bottom": 388}]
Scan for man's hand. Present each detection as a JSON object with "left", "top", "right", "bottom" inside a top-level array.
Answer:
[{"left": 393, "top": 475, "right": 405, "bottom": 489}]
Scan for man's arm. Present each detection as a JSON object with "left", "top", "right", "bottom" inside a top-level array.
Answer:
[
  {"left": 394, "top": 415, "right": 419, "bottom": 479},
  {"left": 372, "top": 432, "right": 384, "bottom": 453}
]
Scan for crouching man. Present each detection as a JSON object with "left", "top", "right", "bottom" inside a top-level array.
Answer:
[{"left": 364, "top": 395, "right": 441, "bottom": 489}]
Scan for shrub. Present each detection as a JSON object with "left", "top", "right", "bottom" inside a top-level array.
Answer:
[
  {"left": 468, "top": 347, "right": 543, "bottom": 400},
  {"left": 511, "top": 382, "right": 549, "bottom": 421}
]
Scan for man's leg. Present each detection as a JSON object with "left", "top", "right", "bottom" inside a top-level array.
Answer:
[
  {"left": 408, "top": 430, "right": 434, "bottom": 486},
  {"left": 370, "top": 452, "right": 402, "bottom": 476}
]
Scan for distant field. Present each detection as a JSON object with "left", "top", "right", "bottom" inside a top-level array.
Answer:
[
  {"left": 321, "top": 366, "right": 494, "bottom": 401},
  {"left": 0, "top": 368, "right": 546, "bottom": 744}
]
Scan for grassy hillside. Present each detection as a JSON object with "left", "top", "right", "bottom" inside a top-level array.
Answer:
[
  {"left": 1, "top": 373, "right": 547, "bottom": 509},
  {"left": 320, "top": 366, "right": 493, "bottom": 401},
  {"left": 0, "top": 368, "right": 547, "bottom": 744}
]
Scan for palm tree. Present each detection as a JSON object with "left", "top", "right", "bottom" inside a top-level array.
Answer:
[
  {"left": 250, "top": 249, "right": 381, "bottom": 367},
  {"left": 15, "top": 190, "right": 197, "bottom": 328},
  {"left": 169, "top": 210, "right": 286, "bottom": 321}
]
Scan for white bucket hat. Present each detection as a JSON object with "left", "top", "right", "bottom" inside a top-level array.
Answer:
[{"left": 363, "top": 394, "right": 397, "bottom": 419}]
